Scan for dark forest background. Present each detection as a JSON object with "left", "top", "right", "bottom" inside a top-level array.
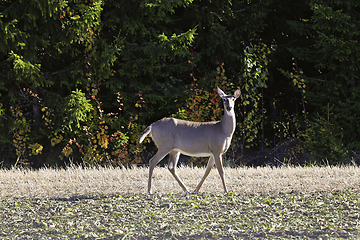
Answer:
[{"left": 1, "top": 0, "right": 360, "bottom": 168}]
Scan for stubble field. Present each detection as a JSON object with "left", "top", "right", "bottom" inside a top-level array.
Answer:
[{"left": 0, "top": 165, "right": 360, "bottom": 239}]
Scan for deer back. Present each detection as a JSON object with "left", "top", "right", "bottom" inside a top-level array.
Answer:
[{"left": 150, "top": 117, "right": 233, "bottom": 156}]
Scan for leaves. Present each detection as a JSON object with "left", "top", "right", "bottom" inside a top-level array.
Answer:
[
  {"left": 237, "top": 43, "right": 269, "bottom": 152},
  {"left": 286, "top": 0, "right": 360, "bottom": 159},
  {"left": 1, "top": 0, "right": 360, "bottom": 166},
  {"left": 63, "top": 89, "right": 93, "bottom": 132}
]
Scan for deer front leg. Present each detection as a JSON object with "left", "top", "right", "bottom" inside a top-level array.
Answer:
[
  {"left": 194, "top": 155, "right": 215, "bottom": 194},
  {"left": 214, "top": 154, "right": 228, "bottom": 193},
  {"left": 148, "top": 150, "right": 168, "bottom": 194},
  {"left": 168, "top": 151, "right": 189, "bottom": 194}
]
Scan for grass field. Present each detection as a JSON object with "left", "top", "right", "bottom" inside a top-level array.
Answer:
[{"left": 1, "top": 165, "right": 360, "bottom": 239}]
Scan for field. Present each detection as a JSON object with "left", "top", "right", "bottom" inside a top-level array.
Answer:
[{"left": 0, "top": 165, "right": 360, "bottom": 239}]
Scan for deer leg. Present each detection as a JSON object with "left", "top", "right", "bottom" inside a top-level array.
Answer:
[
  {"left": 194, "top": 155, "right": 215, "bottom": 194},
  {"left": 168, "top": 151, "right": 189, "bottom": 194},
  {"left": 214, "top": 154, "right": 228, "bottom": 193},
  {"left": 148, "top": 149, "right": 169, "bottom": 194}
]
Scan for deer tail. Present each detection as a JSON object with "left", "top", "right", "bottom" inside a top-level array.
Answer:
[{"left": 139, "top": 126, "right": 152, "bottom": 143}]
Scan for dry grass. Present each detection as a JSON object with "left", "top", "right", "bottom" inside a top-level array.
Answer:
[
  {"left": 2, "top": 165, "right": 359, "bottom": 239},
  {"left": 0, "top": 165, "right": 359, "bottom": 199}
]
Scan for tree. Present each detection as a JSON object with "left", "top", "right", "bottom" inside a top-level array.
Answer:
[
  {"left": 0, "top": 0, "right": 115, "bottom": 166},
  {"left": 2, "top": 0, "right": 359, "bottom": 167},
  {"left": 282, "top": 0, "right": 360, "bottom": 163}
]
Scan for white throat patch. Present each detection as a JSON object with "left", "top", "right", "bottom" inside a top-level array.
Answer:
[{"left": 226, "top": 110, "right": 234, "bottom": 117}]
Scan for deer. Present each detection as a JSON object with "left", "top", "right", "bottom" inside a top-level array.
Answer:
[{"left": 139, "top": 87, "right": 241, "bottom": 194}]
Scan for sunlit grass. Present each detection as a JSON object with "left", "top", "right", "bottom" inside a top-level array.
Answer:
[
  {"left": 1, "top": 165, "right": 360, "bottom": 239},
  {"left": 0, "top": 164, "right": 359, "bottom": 199}
]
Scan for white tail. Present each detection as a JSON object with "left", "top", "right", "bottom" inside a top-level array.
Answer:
[
  {"left": 139, "top": 126, "right": 151, "bottom": 144},
  {"left": 139, "top": 87, "right": 241, "bottom": 194}
]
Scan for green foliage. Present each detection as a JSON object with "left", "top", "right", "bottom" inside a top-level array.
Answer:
[
  {"left": 170, "top": 108, "right": 187, "bottom": 120},
  {"left": 237, "top": 43, "right": 269, "bottom": 154},
  {"left": 303, "top": 115, "right": 348, "bottom": 165},
  {"left": 10, "top": 105, "right": 44, "bottom": 167},
  {"left": 102, "top": 0, "right": 197, "bottom": 122},
  {"left": 158, "top": 28, "right": 197, "bottom": 59},
  {"left": 282, "top": 0, "right": 360, "bottom": 163},
  {"left": 7, "top": 51, "right": 46, "bottom": 87},
  {"left": 60, "top": 85, "right": 134, "bottom": 166},
  {"left": 1, "top": 0, "right": 360, "bottom": 166},
  {"left": 273, "top": 111, "right": 302, "bottom": 142},
  {"left": 63, "top": 89, "right": 93, "bottom": 133},
  {"left": 10, "top": 106, "right": 31, "bottom": 166}
]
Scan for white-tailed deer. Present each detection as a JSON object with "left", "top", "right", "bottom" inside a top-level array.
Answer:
[{"left": 139, "top": 87, "right": 241, "bottom": 194}]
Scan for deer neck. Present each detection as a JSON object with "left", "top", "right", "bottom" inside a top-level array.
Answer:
[{"left": 220, "top": 108, "right": 236, "bottom": 137}]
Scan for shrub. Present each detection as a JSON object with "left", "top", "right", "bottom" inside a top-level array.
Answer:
[{"left": 303, "top": 115, "right": 348, "bottom": 165}]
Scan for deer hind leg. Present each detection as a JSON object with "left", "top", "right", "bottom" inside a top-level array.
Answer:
[
  {"left": 168, "top": 151, "right": 189, "bottom": 194},
  {"left": 148, "top": 149, "right": 169, "bottom": 194},
  {"left": 214, "top": 154, "right": 228, "bottom": 193},
  {"left": 194, "top": 155, "right": 215, "bottom": 194}
]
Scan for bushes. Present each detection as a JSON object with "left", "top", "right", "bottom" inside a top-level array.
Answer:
[
  {"left": 303, "top": 116, "right": 348, "bottom": 165},
  {"left": 1, "top": 0, "right": 359, "bottom": 167}
]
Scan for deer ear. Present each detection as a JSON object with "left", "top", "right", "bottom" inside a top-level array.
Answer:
[
  {"left": 234, "top": 89, "right": 241, "bottom": 98},
  {"left": 217, "top": 87, "right": 226, "bottom": 98}
]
